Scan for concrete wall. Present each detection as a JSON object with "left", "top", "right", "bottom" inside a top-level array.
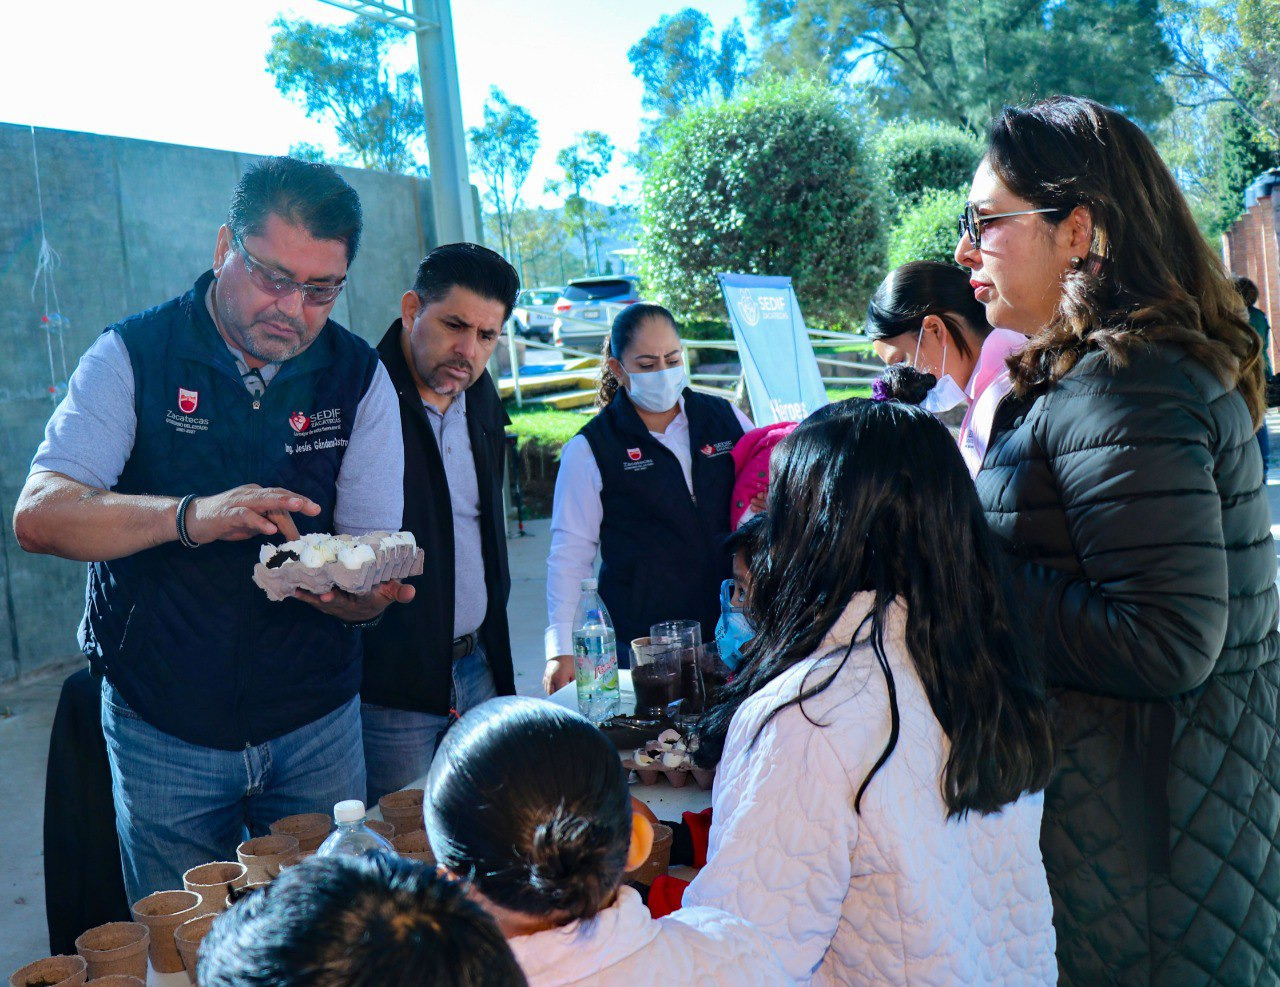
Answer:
[{"left": 0, "top": 122, "right": 469, "bottom": 682}]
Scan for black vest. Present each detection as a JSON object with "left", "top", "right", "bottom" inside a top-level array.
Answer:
[
  {"left": 81, "top": 272, "right": 380, "bottom": 750},
  {"left": 360, "top": 321, "right": 515, "bottom": 715},
  {"left": 580, "top": 389, "right": 744, "bottom": 652}
]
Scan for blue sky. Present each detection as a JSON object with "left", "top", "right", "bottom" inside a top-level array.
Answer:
[{"left": 0, "top": 0, "right": 753, "bottom": 208}]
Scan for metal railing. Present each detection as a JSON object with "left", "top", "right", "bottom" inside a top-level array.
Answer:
[{"left": 500, "top": 309, "right": 883, "bottom": 408}]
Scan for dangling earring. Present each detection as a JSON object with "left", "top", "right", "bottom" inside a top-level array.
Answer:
[{"left": 1069, "top": 256, "right": 1084, "bottom": 270}]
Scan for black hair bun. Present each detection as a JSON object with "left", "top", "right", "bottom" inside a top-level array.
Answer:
[
  {"left": 875, "top": 363, "right": 937, "bottom": 405},
  {"left": 526, "top": 807, "right": 623, "bottom": 920}
]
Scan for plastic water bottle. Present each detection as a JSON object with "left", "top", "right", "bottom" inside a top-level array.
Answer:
[
  {"left": 572, "top": 578, "right": 620, "bottom": 724},
  {"left": 316, "top": 800, "right": 394, "bottom": 857}
]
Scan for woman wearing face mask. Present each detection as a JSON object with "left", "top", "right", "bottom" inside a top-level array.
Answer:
[
  {"left": 543, "top": 304, "right": 753, "bottom": 693},
  {"left": 865, "top": 261, "right": 1027, "bottom": 474},
  {"left": 960, "top": 97, "right": 1278, "bottom": 985}
]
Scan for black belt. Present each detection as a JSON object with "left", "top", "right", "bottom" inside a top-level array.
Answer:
[{"left": 451, "top": 633, "right": 477, "bottom": 661}]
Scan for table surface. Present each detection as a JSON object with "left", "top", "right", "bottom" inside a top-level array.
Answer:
[
  {"left": 147, "top": 674, "right": 708, "bottom": 984},
  {"left": 549, "top": 670, "right": 713, "bottom": 818}
]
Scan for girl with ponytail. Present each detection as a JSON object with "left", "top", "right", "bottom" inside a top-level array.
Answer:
[{"left": 424, "top": 696, "right": 788, "bottom": 986}]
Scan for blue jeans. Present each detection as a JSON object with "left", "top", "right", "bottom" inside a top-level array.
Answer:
[
  {"left": 1259, "top": 423, "right": 1271, "bottom": 472},
  {"left": 100, "top": 680, "right": 365, "bottom": 904},
  {"left": 361, "top": 642, "right": 497, "bottom": 806}
]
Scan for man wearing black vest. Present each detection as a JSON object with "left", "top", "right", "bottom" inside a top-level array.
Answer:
[
  {"left": 14, "top": 158, "right": 411, "bottom": 903},
  {"left": 360, "top": 243, "right": 518, "bottom": 804}
]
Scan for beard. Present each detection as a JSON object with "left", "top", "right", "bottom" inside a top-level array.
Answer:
[
  {"left": 424, "top": 358, "right": 478, "bottom": 396},
  {"left": 238, "top": 316, "right": 312, "bottom": 364}
]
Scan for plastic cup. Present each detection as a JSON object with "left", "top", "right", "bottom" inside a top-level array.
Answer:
[
  {"left": 651, "top": 620, "right": 704, "bottom": 720},
  {"left": 630, "top": 636, "right": 681, "bottom": 719}
]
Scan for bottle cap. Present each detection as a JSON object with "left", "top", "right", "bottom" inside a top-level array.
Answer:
[
  {"left": 334, "top": 799, "right": 366, "bottom": 824},
  {"left": 581, "top": 577, "right": 598, "bottom": 591}
]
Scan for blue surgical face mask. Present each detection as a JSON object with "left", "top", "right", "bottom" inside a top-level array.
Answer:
[{"left": 715, "top": 579, "right": 755, "bottom": 672}]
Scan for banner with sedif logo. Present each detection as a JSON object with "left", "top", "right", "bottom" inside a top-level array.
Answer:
[{"left": 717, "top": 272, "right": 828, "bottom": 426}]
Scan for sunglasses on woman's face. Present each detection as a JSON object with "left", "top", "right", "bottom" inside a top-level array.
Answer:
[{"left": 957, "top": 203, "right": 1060, "bottom": 250}]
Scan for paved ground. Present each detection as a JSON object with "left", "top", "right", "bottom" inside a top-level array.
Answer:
[
  {"left": 5, "top": 423, "right": 1280, "bottom": 973},
  {"left": 0, "top": 518, "right": 557, "bottom": 975}
]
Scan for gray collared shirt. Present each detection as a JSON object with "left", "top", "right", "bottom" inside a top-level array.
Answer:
[{"left": 422, "top": 391, "right": 487, "bottom": 639}]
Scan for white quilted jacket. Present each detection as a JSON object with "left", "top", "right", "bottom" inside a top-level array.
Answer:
[
  {"left": 506, "top": 885, "right": 791, "bottom": 986},
  {"left": 684, "top": 593, "right": 1057, "bottom": 985}
]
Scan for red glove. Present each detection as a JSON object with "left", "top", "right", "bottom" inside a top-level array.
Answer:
[
  {"left": 648, "top": 874, "right": 689, "bottom": 918},
  {"left": 684, "top": 808, "right": 713, "bottom": 868}
]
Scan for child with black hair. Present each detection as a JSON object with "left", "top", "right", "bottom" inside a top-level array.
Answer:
[
  {"left": 198, "top": 852, "right": 525, "bottom": 987},
  {"left": 685, "top": 399, "right": 1056, "bottom": 984},
  {"left": 425, "top": 696, "right": 790, "bottom": 986}
]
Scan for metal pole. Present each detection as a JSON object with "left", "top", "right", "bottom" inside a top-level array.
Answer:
[{"left": 412, "top": 0, "right": 475, "bottom": 244}]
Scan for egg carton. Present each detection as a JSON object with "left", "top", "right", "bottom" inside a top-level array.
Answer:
[
  {"left": 621, "top": 728, "right": 715, "bottom": 790},
  {"left": 253, "top": 531, "right": 424, "bottom": 602}
]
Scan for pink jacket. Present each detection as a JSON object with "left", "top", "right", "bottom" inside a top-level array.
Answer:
[
  {"left": 730, "top": 422, "right": 798, "bottom": 529},
  {"left": 958, "top": 329, "right": 1027, "bottom": 477}
]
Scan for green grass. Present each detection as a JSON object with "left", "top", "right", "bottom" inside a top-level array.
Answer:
[
  {"left": 505, "top": 404, "right": 590, "bottom": 458},
  {"left": 825, "top": 384, "right": 873, "bottom": 402},
  {"left": 505, "top": 386, "right": 873, "bottom": 462}
]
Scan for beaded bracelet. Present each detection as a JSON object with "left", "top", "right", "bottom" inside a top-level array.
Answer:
[{"left": 176, "top": 494, "right": 199, "bottom": 549}]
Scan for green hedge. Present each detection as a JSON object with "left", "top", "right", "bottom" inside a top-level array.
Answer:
[
  {"left": 887, "top": 188, "right": 967, "bottom": 269},
  {"left": 641, "top": 76, "right": 885, "bottom": 326},
  {"left": 872, "top": 120, "right": 981, "bottom": 220}
]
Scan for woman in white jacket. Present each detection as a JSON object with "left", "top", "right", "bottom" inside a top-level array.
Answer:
[
  {"left": 684, "top": 398, "right": 1058, "bottom": 985},
  {"left": 424, "top": 696, "right": 791, "bottom": 987}
]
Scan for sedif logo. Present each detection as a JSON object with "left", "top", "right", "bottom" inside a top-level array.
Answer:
[{"left": 290, "top": 407, "right": 343, "bottom": 436}]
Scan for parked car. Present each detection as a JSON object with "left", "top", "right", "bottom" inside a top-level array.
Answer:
[
  {"left": 511, "top": 287, "right": 562, "bottom": 344},
  {"left": 551, "top": 275, "right": 642, "bottom": 352}
]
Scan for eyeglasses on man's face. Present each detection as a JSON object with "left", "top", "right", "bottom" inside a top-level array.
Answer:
[
  {"left": 957, "top": 203, "right": 1061, "bottom": 251},
  {"left": 232, "top": 234, "right": 346, "bottom": 306}
]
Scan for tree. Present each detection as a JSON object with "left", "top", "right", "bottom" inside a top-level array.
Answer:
[
  {"left": 751, "top": 0, "right": 1174, "bottom": 132},
  {"left": 1164, "top": 0, "right": 1280, "bottom": 150},
  {"left": 627, "top": 9, "right": 748, "bottom": 161},
  {"left": 1156, "top": 1, "right": 1280, "bottom": 238},
  {"left": 546, "top": 132, "right": 615, "bottom": 274},
  {"left": 468, "top": 87, "right": 539, "bottom": 259},
  {"left": 640, "top": 76, "right": 885, "bottom": 326},
  {"left": 871, "top": 120, "right": 982, "bottom": 220},
  {"left": 266, "top": 17, "right": 425, "bottom": 174}
]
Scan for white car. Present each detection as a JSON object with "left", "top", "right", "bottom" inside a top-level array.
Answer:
[{"left": 512, "top": 287, "right": 562, "bottom": 344}]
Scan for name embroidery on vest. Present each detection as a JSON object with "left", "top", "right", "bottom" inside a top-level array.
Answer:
[{"left": 285, "top": 406, "right": 348, "bottom": 455}]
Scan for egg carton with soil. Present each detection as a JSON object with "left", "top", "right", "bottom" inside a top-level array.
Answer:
[
  {"left": 253, "top": 531, "right": 423, "bottom": 602},
  {"left": 621, "top": 728, "right": 715, "bottom": 790}
]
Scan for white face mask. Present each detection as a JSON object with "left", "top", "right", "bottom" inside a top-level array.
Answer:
[
  {"left": 913, "top": 330, "right": 968, "bottom": 415},
  {"left": 626, "top": 365, "right": 687, "bottom": 413}
]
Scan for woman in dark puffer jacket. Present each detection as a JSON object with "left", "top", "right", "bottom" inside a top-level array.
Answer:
[{"left": 957, "top": 96, "right": 1280, "bottom": 986}]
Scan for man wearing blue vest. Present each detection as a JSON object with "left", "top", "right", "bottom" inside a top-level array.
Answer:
[{"left": 14, "top": 157, "right": 411, "bottom": 903}]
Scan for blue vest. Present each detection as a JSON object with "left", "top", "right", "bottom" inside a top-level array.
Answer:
[
  {"left": 81, "top": 272, "right": 380, "bottom": 750},
  {"left": 580, "top": 389, "right": 744, "bottom": 652}
]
